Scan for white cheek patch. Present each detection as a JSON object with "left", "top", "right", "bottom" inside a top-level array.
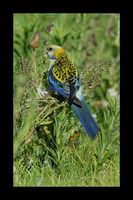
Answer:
[{"left": 48, "top": 52, "right": 54, "bottom": 59}]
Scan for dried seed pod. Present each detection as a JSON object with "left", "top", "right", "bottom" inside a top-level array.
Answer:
[
  {"left": 68, "top": 130, "right": 80, "bottom": 142},
  {"left": 28, "top": 32, "right": 41, "bottom": 49},
  {"left": 45, "top": 23, "right": 55, "bottom": 33}
]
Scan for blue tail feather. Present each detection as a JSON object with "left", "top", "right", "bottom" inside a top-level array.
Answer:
[{"left": 71, "top": 97, "right": 100, "bottom": 139}]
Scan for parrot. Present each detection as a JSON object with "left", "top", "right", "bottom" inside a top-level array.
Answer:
[{"left": 46, "top": 45, "right": 100, "bottom": 139}]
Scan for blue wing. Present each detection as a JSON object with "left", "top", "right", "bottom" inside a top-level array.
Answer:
[
  {"left": 48, "top": 69, "right": 80, "bottom": 102},
  {"left": 48, "top": 69, "right": 100, "bottom": 139}
]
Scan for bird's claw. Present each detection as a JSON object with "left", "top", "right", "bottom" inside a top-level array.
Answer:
[{"left": 36, "top": 87, "right": 49, "bottom": 99}]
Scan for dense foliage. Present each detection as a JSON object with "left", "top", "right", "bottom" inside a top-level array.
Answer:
[{"left": 14, "top": 14, "right": 120, "bottom": 186}]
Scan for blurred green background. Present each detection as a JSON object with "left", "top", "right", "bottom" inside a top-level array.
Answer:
[{"left": 13, "top": 13, "right": 120, "bottom": 186}]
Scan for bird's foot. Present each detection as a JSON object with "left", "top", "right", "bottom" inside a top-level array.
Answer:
[{"left": 36, "top": 87, "right": 49, "bottom": 99}]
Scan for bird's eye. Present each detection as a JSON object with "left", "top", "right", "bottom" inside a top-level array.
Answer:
[{"left": 49, "top": 47, "right": 52, "bottom": 51}]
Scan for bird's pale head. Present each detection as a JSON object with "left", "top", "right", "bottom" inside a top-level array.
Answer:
[{"left": 46, "top": 45, "right": 65, "bottom": 59}]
